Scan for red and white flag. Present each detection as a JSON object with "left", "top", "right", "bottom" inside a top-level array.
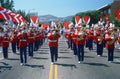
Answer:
[
  {"left": 0, "top": 7, "right": 10, "bottom": 20},
  {"left": 30, "top": 16, "right": 38, "bottom": 26},
  {"left": 82, "top": 16, "right": 90, "bottom": 24},
  {"left": 41, "top": 24, "right": 49, "bottom": 30},
  {"left": 116, "top": 8, "right": 120, "bottom": 20},
  {"left": 63, "top": 22, "right": 70, "bottom": 30},
  {"left": 75, "top": 16, "right": 82, "bottom": 26}
]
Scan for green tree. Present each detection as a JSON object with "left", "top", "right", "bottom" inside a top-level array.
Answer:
[
  {"left": 16, "top": 9, "right": 30, "bottom": 23},
  {"left": 109, "top": 15, "right": 120, "bottom": 27},
  {"left": 0, "top": 0, "right": 14, "bottom": 11}
]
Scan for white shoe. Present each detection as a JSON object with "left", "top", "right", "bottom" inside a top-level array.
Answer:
[
  {"left": 51, "top": 62, "right": 54, "bottom": 64},
  {"left": 20, "top": 63, "right": 23, "bottom": 66},
  {"left": 108, "top": 61, "right": 112, "bottom": 63},
  {"left": 78, "top": 61, "right": 80, "bottom": 63},
  {"left": 54, "top": 61, "right": 57, "bottom": 64},
  {"left": 97, "top": 55, "right": 101, "bottom": 57}
]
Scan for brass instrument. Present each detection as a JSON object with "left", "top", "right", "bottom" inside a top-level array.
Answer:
[
  {"left": 77, "top": 24, "right": 86, "bottom": 40},
  {"left": 10, "top": 32, "right": 16, "bottom": 41},
  {"left": 98, "top": 36, "right": 104, "bottom": 44},
  {"left": 107, "top": 28, "right": 117, "bottom": 45},
  {"left": 98, "top": 30, "right": 104, "bottom": 44}
]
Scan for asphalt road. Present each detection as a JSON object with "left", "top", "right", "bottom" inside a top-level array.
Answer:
[{"left": 0, "top": 37, "right": 120, "bottom": 79}]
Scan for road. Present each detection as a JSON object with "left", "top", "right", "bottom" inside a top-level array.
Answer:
[{"left": 0, "top": 37, "right": 120, "bottom": 79}]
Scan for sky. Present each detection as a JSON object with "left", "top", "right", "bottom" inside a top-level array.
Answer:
[{"left": 14, "top": 0, "right": 113, "bottom": 17}]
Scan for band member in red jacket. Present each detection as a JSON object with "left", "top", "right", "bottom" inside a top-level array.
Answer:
[
  {"left": 74, "top": 25, "right": 86, "bottom": 64},
  {"left": 17, "top": 31, "right": 28, "bottom": 65},
  {"left": 64, "top": 29, "right": 72, "bottom": 49},
  {"left": 27, "top": 30, "right": 35, "bottom": 58},
  {"left": 95, "top": 29, "right": 105, "bottom": 56},
  {"left": 47, "top": 29, "right": 60, "bottom": 64},
  {"left": 1, "top": 33, "right": 9, "bottom": 59},
  {"left": 105, "top": 28, "right": 117, "bottom": 63},
  {"left": 85, "top": 28, "right": 94, "bottom": 51},
  {"left": 10, "top": 31, "right": 18, "bottom": 54}
]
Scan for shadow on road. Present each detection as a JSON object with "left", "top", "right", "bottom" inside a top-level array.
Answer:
[
  {"left": 57, "top": 63, "right": 77, "bottom": 70},
  {"left": 112, "top": 62, "right": 120, "bottom": 64},
  {"left": 58, "top": 56, "right": 72, "bottom": 59},
  {"left": 59, "top": 51, "right": 70, "bottom": 53},
  {"left": 38, "top": 52, "right": 49, "bottom": 54},
  {"left": 25, "top": 64, "right": 45, "bottom": 69},
  {"left": 84, "top": 62, "right": 109, "bottom": 67},
  {"left": 0, "top": 62, "right": 9, "bottom": 65},
  {"left": 7, "top": 58, "right": 19, "bottom": 60},
  {"left": 84, "top": 56, "right": 95, "bottom": 58},
  {"left": 0, "top": 62, "right": 12, "bottom": 73},
  {"left": 33, "top": 57, "right": 48, "bottom": 60}
]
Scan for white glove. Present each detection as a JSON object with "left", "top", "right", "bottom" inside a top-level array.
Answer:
[
  {"left": 98, "top": 39, "right": 100, "bottom": 41},
  {"left": 111, "top": 37, "right": 114, "bottom": 39}
]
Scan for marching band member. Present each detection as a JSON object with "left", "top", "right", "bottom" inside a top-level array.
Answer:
[
  {"left": 105, "top": 28, "right": 117, "bottom": 63},
  {"left": 0, "top": 27, "right": 4, "bottom": 52},
  {"left": 117, "top": 29, "right": 120, "bottom": 44},
  {"left": 95, "top": 29, "right": 105, "bottom": 56},
  {"left": 10, "top": 31, "right": 18, "bottom": 54},
  {"left": 17, "top": 30, "right": 28, "bottom": 65},
  {"left": 85, "top": 27, "right": 94, "bottom": 51},
  {"left": 47, "top": 28, "right": 60, "bottom": 64},
  {"left": 1, "top": 32, "right": 10, "bottom": 59},
  {"left": 72, "top": 27, "right": 77, "bottom": 55},
  {"left": 74, "top": 25, "right": 86, "bottom": 64},
  {"left": 64, "top": 28, "right": 72, "bottom": 49},
  {"left": 27, "top": 29, "right": 35, "bottom": 58}
]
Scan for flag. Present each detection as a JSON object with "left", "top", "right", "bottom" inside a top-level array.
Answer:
[
  {"left": 116, "top": 8, "right": 120, "bottom": 20},
  {"left": 63, "top": 22, "right": 70, "bottom": 29},
  {"left": 75, "top": 16, "right": 82, "bottom": 26},
  {"left": 82, "top": 16, "right": 90, "bottom": 24},
  {"left": 41, "top": 24, "right": 49, "bottom": 30},
  {"left": 30, "top": 16, "right": 38, "bottom": 26},
  {"left": 0, "top": 7, "right": 10, "bottom": 20}
]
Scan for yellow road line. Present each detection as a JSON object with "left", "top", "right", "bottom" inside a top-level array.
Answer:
[
  {"left": 49, "top": 64, "right": 53, "bottom": 79},
  {"left": 48, "top": 64, "right": 58, "bottom": 79},
  {"left": 54, "top": 64, "right": 58, "bottom": 79}
]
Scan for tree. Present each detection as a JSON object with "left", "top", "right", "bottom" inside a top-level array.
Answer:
[
  {"left": 15, "top": 10, "right": 30, "bottom": 23},
  {"left": 0, "top": 0, "right": 30, "bottom": 23},
  {"left": 109, "top": 15, "right": 120, "bottom": 27},
  {"left": 0, "top": 0, "right": 14, "bottom": 11}
]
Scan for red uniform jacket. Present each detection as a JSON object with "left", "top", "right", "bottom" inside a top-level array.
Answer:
[
  {"left": 65, "top": 32, "right": 71, "bottom": 40},
  {"left": 86, "top": 30, "right": 94, "bottom": 40},
  {"left": 1, "top": 35, "right": 9, "bottom": 47},
  {"left": 27, "top": 32, "right": 35, "bottom": 43},
  {"left": 47, "top": 32, "right": 60, "bottom": 47},
  {"left": 105, "top": 33, "right": 117, "bottom": 49},
  {"left": 117, "top": 32, "right": 120, "bottom": 43},
  {"left": 10, "top": 33, "right": 18, "bottom": 43},
  {"left": 73, "top": 31, "right": 85, "bottom": 45},
  {"left": 17, "top": 33, "right": 28, "bottom": 48}
]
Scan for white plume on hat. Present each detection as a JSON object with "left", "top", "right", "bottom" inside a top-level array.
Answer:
[
  {"left": 20, "top": 22, "right": 24, "bottom": 26},
  {"left": 68, "top": 22, "right": 73, "bottom": 28},
  {"left": 94, "top": 24, "right": 98, "bottom": 29},
  {"left": 110, "top": 23, "right": 114, "bottom": 28},
  {"left": 86, "top": 25, "right": 89, "bottom": 28}
]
